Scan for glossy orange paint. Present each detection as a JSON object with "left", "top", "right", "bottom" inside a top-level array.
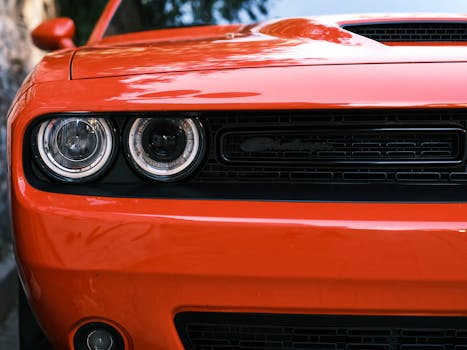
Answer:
[
  {"left": 15, "top": 63, "right": 467, "bottom": 111},
  {"left": 31, "top": 17, "right": 76, "bottom": 51},
  {"left": 9, "top": 5, "right": 467, "bottom": 350},
  {"left": 72, "top": 14, "right": 467, "bottom": 79},
  {"left": 9, "top": 60, "right": 467, "bottom": 349}
]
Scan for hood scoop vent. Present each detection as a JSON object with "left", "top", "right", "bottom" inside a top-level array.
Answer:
[{"left": 342, "top": 22, "right": 467, "bottom": 43}]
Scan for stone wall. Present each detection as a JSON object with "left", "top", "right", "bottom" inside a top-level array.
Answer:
[{"left": 0, "top": 0, "right": 54, "bottom": 256}]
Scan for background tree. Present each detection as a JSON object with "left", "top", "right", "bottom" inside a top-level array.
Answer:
[
  {"left": 0, "top": 0, "right": 54, "bottom": 257},
  {"left": 118, "top": 0, "right": 269, "bottom": 29},
  {"left": 54, "top": 0, "right": 107, "bottom": 45},
  {"left": 0, "top": 0, "right": 31, "bottom": 257},
  {"left": 55, "top": 0, "right": 270, "bottom": 44}
]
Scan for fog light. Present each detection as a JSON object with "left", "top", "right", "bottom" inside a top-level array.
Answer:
[
  {"left": 87, "top": 329, "right": 115, "bottom": 350},
  {"left": 74, "top": 323, "right": 124, "bottom": 350}
]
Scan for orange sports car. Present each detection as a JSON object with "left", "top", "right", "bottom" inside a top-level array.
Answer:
[{"left": 9, "top": 0, "right": 467, "bottom": 349}]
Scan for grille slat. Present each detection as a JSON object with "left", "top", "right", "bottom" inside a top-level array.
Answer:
[
  {"left": 176, "top": 314, "right": 467, "bottom": 350},
  {"left": 342, "top": 22, "right": 467, "bottom": 42}
]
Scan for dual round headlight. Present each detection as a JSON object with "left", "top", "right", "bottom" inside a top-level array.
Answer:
[
  {"left": 35, "top": 117, "right": 115, "bottom": 182},
  {"left": 34, "top": 116, "right": 205, "bottom": 183},
  {"left": 126, "top": 117, "right": 205, "bottom": 181}
]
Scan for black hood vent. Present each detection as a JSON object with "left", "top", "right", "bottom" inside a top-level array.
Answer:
[{"left": 342, "top": 22, "right": 467, "bottom": 42}]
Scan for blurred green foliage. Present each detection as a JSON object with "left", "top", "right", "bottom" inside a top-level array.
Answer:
[
  {"left": 129, "top": 0, "right": 269, "bottom": 28},
  {"left": 55, "top": 0, "right": 108, "bottom": 45},
  {"left": 55, "top": 0, "right": 269, "bottom": 45}
]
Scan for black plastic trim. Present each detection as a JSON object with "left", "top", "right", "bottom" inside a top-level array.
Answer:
[
  {"left": 175, "top": 311, "right": 467, "bottom": 329},
  {"left": 21, "top": 110, "right": 467, "bottom": 202},
  {"left": 21, "top": 182, "right": 467, "bottom": 202}
]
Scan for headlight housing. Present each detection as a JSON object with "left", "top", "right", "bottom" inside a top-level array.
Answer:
[
  {"left": 34, "top": 117, "right": 116, "bottom": 182},
  {"left": 126, "top": 117, "right": 205, "bottom": 182}
]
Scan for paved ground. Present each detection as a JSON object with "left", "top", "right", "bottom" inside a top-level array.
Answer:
[
  {"left": 0, "top": 252, "right": 19, "bottom": 349},
  {"left": 0, "top": 306, "right": 19, "bottom": 349}
]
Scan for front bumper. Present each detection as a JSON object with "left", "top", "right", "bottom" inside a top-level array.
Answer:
[
  {"left": 12, "top": 188, "right": 467, "bottom": 350},
  {"left": 9, "top": 63, "right": 467, "bottom": 349}
]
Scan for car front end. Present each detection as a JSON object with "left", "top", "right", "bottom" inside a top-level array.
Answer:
[{"left": 9, "top": 2, "right": 467, "bottom": 350}]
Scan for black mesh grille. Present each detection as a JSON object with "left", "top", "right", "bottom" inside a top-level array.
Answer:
[
  {"left": 197, "top": 110, "right": 467, "bottom": 184},
  {"left": 342, "top": 22, "right": 467, "bottom": 42},
  {"left": 175, "top": 313, "right": 467, "bottom": 350}
]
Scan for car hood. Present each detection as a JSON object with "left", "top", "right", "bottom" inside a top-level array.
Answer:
[{"left": 72, "top": 14, "right": 467, "bottom": 79}]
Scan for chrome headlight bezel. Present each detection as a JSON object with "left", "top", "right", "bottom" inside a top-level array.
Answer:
[
  {"left": 125, "top": 117, "right": 206, "bottom": 182},
  {"left": 32, "top": 116, "right": 117, "bottom": 183}
]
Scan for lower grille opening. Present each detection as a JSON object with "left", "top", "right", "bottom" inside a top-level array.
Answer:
[{"left": 175, "top": 313, "right": 467, "bottom": 350}]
